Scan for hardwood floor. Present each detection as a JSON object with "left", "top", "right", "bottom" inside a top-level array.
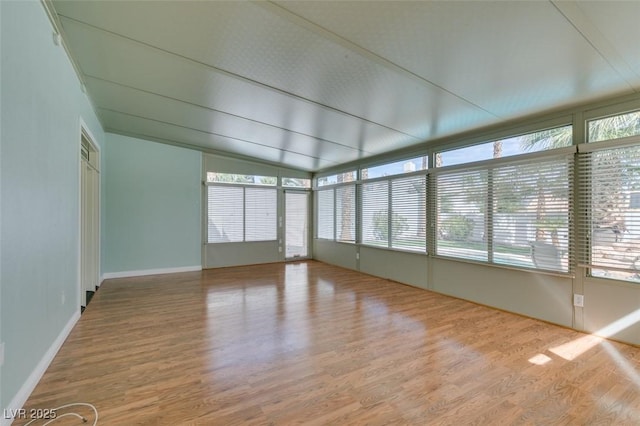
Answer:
[{"left": 17, "top": 261, "right": 640, "bottom": 425}]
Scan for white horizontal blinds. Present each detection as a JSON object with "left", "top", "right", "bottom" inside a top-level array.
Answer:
[
  {"left": 317, "top": 189, "right": 334, "bottom": 239},
  {"left": 492, "top": 156, "right": 572, "bottom": 272},
  {"left": 578, "top": 144, "right": 640, "bottom": 281},
  {"left": 435, "top": 169, "right": 488, "bottom": 261},
  {"left": 245, "top": 187, "right": 277, "bottom": 241},
  {"left": 207, "top": 186, "right": 243, "bottom": 243},
  {"left": 335, "top": 185, "right": 356, "bottom": 242},
  {"left": 391, "top": 176, "right": 427, "bottom": 252},
  {"left": 285, "top": 192, "right": 308, "bottom": 258},
  {"left": 361, "top": 180, "right": 389, "bottom": 247}
]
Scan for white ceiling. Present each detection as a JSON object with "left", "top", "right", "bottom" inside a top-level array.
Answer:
[{"left": 51, "top": 1, "right": 640, "bottom": 172}]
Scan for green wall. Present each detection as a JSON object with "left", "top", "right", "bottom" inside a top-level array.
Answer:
[
  {"left": 0, "top": 0, "right": 104, "bottom": 415},
  {"left": 103, "top": 134, "right": 201, "bottom": 275}
]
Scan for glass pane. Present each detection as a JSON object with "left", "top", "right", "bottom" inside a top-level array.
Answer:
[
  {"left": 317, "top": 190, "right": 334, "bottom": 239},
  {"left": 207, "top": 172, "right": 276, "bottom": 186},
  {"left": 361, "top": 181, "right": 389, "bottom": 247},
  {"left": 436, "top": 170, "right": 488, "bottom": 261},
  {"left": 317, "top": 170, "right": 356, "bottom": 187},
  {"left": 245, "top": 188, "right": 277, "bottom": 241},
  {"left": 282, "top": 177, "right": 311, "bottom": 188},
  {"left": 336, "top": 185, "right": 356, "bottom": 242},
  {"left": 286, "top": 192, "right": 309, "bottom": 258},
  {"left": 588, "top": 110, "right": 640, "bottom": 142},
  {"left": 586, "top": 146, "right": 640, "bottom": 282},
  {"left": 437, "top": 125, "right": 572, "bottom": 167},
  {"left": 207, "top": 186, "right": 243, "bottom": 243},
  {"left": 391, "top": 176, "right": 426, "bottom": 252},
  {"left": 362, "top": 156, "right": 427, "bottom": 179},
  {"left": 492, "top": 160, "right": 570, "bottom": 272}
]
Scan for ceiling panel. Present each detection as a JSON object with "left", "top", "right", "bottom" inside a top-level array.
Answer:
[
  {"left": 574, "top": 1, "right": 640, "bottom": 88},
  {"left": 59, "top": 16, "right": 420, "bottom": 163},
  {"left": 100, "top": 109, "right": 337, "bottom": 171},
  {"left": 87, "top": 77, "right": 364, "bottom": 165},
  {"left": 50, "top": 1, "right": 640, "bottom": 172},
  {"left": 275, "top": 1, "right": 633, "bottom": 118},
  {"left": 54, "top": 1, "right": 496, "bottom": 140}
]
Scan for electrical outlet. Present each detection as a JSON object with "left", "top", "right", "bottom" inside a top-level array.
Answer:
[
  {"left": 356, "top": 252, "right": 360, "bottom": 260},
  {"left": 0, "top": 342, "right": 5, "bottom": 367},
  {"left": 61, "top": 291, "right": 66, "bottom": 305},
  {"left": 573, "top": 294, "right": 584, "bottom": 307}
]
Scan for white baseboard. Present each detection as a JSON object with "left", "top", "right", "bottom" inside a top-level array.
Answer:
[
  {"left": 2, "top": 310, "right": 80, "bottom": 426},
  {"left": 102, "top": 265, "right": 202, "bottom": 280}
]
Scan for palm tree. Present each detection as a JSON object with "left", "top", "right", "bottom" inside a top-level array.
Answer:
[
  {"left": 519, "top": 126, "right": 573, "bottom": 152},
  {"left": 520, "top": 115, "right": 640, "bottom": 244}
]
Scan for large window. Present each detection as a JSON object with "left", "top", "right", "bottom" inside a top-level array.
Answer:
[
  {"left": 359, "top": 155, "right": 428, "bottom": 252},
  {"left": 361, "top": 176, "right": 427, "bottom": 252},
  {"left": 434, "top": 126, "right": 573, "bottom": 272},
  {"left": 579, "top": 111, "right": 640, "bottom": 282},
  {"left": 207, "top": 185, "right": 277, "bottom": 243}
]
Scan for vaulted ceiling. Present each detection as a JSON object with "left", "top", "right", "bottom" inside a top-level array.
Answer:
[{"left": 51, "top": 1, "right": 640, "bottom": 172}]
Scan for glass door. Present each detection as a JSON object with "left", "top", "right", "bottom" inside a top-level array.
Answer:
[{"left": 285, "top": 191, "right": 310, "bottom": 259}]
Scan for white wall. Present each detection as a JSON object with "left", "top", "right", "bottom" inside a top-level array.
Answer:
[{"left": 0, "top": 0, "right": 104, "bottom": 417}]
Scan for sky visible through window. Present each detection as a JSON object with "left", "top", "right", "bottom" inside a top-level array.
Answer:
[{"left": 440, "top": 137, "right": 534, "bottom": 167}]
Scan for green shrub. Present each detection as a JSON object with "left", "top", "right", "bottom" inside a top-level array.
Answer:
[
  {"left": 440, "top": 216, "right": 474, "bottom": 241},
  {"left": 372, "top": 210, "right": 408, "bottom": 241}
]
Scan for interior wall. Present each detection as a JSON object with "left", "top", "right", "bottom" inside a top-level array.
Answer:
[
  {"left": 431, "top": 258, "right": 574, "bottom": 327},
  {"left": 359, "top": 246, "right": 429, "bottom": 289},
  {"left": 0, "top": 0, "right": 104, "bottom": 415},
  {"left": 583, "top": 278, "right": 640, "bottom": 345},
  {"left": 103, "top": 134, "right": 201, "bottom": 276},
  {"left": 313, "top": 240, "right": 358, "bottom": 271}
]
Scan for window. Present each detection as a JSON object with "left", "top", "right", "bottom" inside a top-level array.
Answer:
[
  {"left": 588, "top": 110, "right": 640, "bottom": 143},
  {"left": 208, "top": 186, "right": 243, "bottom": 243},
  {"left": 360, "top": 175, "right": 427, "bottom": 252},
  {"left": 436, "top": 125, "right": 572, "bottom": 167},
  {"left": 245, "top": 187, "right": 277, "bottom": 241},
  {"left": 435, "top": 169, "right": 488, "bottom": 261},
  {"left": 391, "top": 176, "right": 427, "bottom": 251},
  {"left": 316, "top": 185, "right": 356, "bottom": 242},
  {"left": 361, "top": 180, "right": 389, "bottom": 247},
  {"left": 207, "top": 172, "right": 277, "bottom": 186},
  {"left": 578, "top": 143, "right": 640, "bottom": 283},
  {"left": 361, "top": 155, "right": 427, "bottom": 180},
  {"left": 335, "top": 185, "right": 356, "bottom": 242},
  {"left": 316, "top": 189, "right": 335, "bottom": 240},
  {"left": 282, "top": 177, "right": 311, "bottom": 188},
  {"left": 492, "top": 158, "right": 571, "bottom": 271},
  {"left": 317, "top": 170, "right": 356, "bottom": 187},
  {"left": 434, "top": 126, "right": 574, "bottom": 272},
  {"left": 207, "top": 185, "right": 277, "bottom": 243}
]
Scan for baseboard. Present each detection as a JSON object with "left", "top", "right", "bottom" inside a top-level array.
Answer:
[
  {"left": 2, "top": 310, "right": 80, "bottom": 426},
  {"left": 102, "top": 265, "right": 202, "bottom": 280}
]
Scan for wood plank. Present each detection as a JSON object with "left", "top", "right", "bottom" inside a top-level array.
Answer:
[{"left": 15, "top": 261, "right": 640, "bottom": 425}]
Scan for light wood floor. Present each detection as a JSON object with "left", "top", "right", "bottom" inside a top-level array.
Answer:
[{"left": 18, "top": 261, "right": 640, "bottom": 425}]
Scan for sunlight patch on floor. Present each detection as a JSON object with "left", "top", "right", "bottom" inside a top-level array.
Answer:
[
  {"left": 528, "top": 353, "right": 552, "bottom": 365},
  {"left": 549, "top": 308, "right": 640, "bottom": 361}
]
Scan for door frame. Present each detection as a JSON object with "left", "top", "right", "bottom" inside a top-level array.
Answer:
[{"left": 78, "top": 118, "right": 100, "bottom": 308}]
